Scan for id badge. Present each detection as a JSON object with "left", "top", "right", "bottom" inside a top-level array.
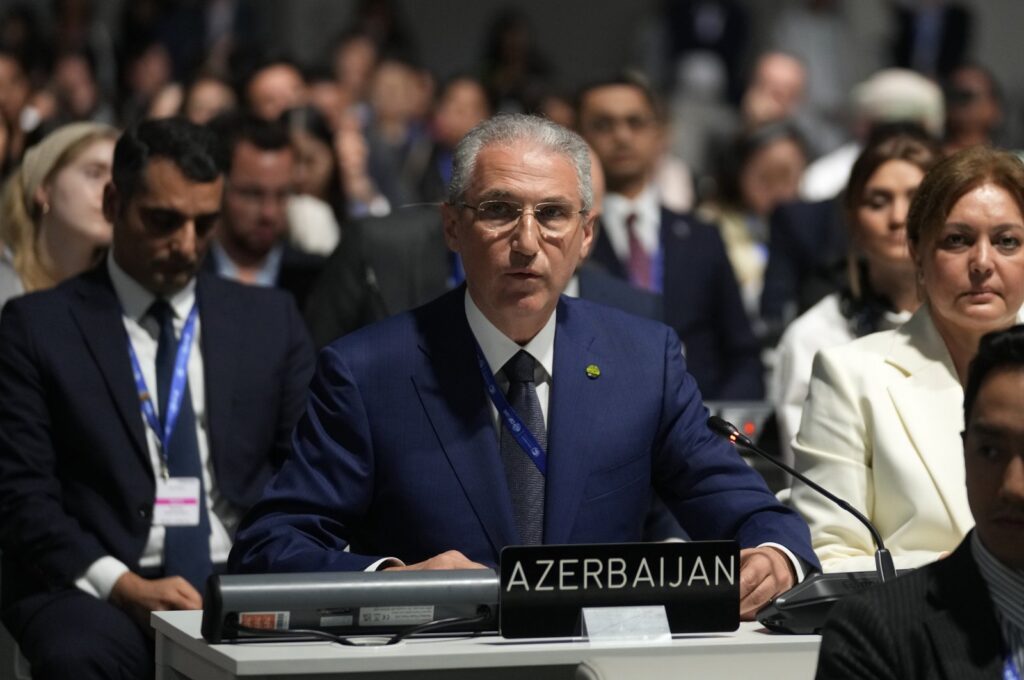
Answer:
[{"left": 154, "top": 477, "right": 201, "bottom": 526}]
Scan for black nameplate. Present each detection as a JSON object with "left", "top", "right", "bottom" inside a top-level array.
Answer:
[{"left": 499, "top": 541, "right": 739, "bottom": 638}]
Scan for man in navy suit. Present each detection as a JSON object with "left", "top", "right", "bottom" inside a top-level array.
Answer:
[
  {"left": 229, "top": 114, "right": 816, "bottom": 619},
  {"left": 0, "top": 118, "right": 314, "bottom": 679},
  {"left": 577, "top": 74, "right": 764, "bottom": 399}
]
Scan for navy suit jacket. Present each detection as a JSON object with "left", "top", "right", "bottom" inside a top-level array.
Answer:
[
  {"left": 589, "top": 207, "right": 763, "bottom": 399},
  {"left": 229, "top": 287, "right": 816, "bottom": 573},
  {"left": 760, "top": 198, "right": 847, "bottom": 331},
  {"left": 0, "top": 266, "right": 314, "bottom": 617}
]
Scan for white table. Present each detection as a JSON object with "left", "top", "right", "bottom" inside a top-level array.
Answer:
[{"left": 153, "top": 611, "right": 821, "bottom": 680}]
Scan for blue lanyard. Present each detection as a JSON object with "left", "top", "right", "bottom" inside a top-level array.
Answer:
[
  {"left": 473, "top": 343, "right": 547, "bottom": 476},
  {"left": 1006, "top": 654, "right": 1021, "bottom": 680},
  {"left": 127, "top": 303, "right": 199, "bottom": 479}
]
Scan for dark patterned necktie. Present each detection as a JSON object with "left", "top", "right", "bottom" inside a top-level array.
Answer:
[
  {"left": 149, "top": 299, "right": 212, "bottom": 592},
  {"left": 499, "top": 350, "right": 547, "bottom": 545}
]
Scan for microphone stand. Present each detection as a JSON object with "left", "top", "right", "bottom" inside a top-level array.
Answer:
[{"left": 707, "top": 415, "right": 897, "bottom": 583}]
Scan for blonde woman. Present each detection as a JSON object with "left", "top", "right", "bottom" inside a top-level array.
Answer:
[{"left": 0, "top": 122, "right": 118, "bottom": 309}]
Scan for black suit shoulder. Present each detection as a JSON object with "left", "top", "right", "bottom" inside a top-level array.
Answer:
[{"left": 816, "top": 538, "right": 1003, "bottom": 679}]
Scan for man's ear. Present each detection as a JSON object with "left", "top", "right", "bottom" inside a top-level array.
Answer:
[
  {"left": 441, "top": 202, "right": 461, "bottom": 253},
  {"left": 102, "top": 183, "right": 118, "bottom": 224},
  {"left": 579, "top": 211, "right": 596, "bottom": 260}
]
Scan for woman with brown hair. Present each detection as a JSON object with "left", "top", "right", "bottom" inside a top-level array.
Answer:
[
  {"left": 791, "top": 145, "right": 1024, "bottom": 572},
  {"left": 772, "top": 125, "right": 941, "bottom": 468},
  {"left": 0, "top": 121, "right": 118, "bottom": 309}
]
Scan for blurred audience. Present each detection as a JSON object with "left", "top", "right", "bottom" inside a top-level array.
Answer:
[{"left": 801, "top": 68, "right": 945, "bottom": 203}]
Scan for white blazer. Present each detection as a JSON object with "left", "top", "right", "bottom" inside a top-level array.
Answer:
[{"left": 790, "top": 305, "right": 1023, "bottom": 572}]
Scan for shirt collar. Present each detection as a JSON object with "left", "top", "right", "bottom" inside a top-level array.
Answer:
[
  {"left": 464, "top": 289, "right": 555, "bottom": 382},
  {"left": 210, "top": 240, "right": 284, "bottom": 287},
  {"left": 602, "top": 184, "right": 661, "bottom": 255},
  {"left": 107, "top": 251, "right": 196, "bottom": 322}
]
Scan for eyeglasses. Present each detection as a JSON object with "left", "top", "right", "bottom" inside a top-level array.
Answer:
[{"left": 459, "top": 200, "right": 587, "bottom": 235}]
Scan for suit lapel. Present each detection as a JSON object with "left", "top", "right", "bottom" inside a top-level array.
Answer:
[
  {"left": 544, "top": 298, "right": 604, "bottom": 544},
  {"left": 922, "top": 540, "right": 1004, "bottom": 679},
  {"left": 69, "top": 267, "right": 150, "bottom": 469},
  {"left": 411, "top": 290, "right": 518, "bottom": 555},
  {"left": 885, "top": 309, "right": 974, "bottom": 536},
  {"left": 196, "top": 275, "right": 240, "bottom": 468}
]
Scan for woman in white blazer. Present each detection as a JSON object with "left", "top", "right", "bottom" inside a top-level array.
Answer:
[
  {"left": 772, "top": 127, "right": 939, "bottom": 469},
  {"left": 791, "top": 146, "right": 1024, "bottom": 572}
]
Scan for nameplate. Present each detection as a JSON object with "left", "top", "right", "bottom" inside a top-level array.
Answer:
[{"left": 499, "top": 541, "right": 739, "bottom": 638}]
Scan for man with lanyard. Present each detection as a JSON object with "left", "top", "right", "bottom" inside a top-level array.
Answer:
[
  {"left": 229, "top": 113, "right": 817, "bottom": 620},
  {"left": 817, "top": 324, "right": 1024, "bottom": 679},
  {"left": 0, "top": 117, "right": 314, "bottom": 678}
]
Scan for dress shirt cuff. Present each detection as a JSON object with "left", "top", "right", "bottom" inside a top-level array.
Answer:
[
  {"left": 365, "top": 557, "right": 404, "bottom": 572},
  {"left": 759, "top": 542, "right": 805, "bottom": 583},
  {"left": 74, "top": 556, "right": 131, "bottom": 600}
]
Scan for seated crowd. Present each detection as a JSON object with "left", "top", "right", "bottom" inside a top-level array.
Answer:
[{"left": 0, "top": 3, "right": 1021, "bottom": 679}]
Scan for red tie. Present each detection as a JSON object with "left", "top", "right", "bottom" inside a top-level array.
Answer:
[{"left": 626, "top": 213, "right": 652, "bottom": 290}]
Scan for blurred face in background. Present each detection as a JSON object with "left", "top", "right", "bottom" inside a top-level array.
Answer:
[
  {"left": 854, "top": 159, "right": 925, "bottom": 272},
  {"left": 739, "top": 135, "right": 806, "bottom": 218},
  {"left": 53, "top": 53, "right": 99, "bottom": 119},
  {"left": 247, "top": 64, "right": 306, "bottom": 121},
  {"left": 184, "top": 77, "right": 236, "bottom": 125},
  {"left": 370, "top": 60, "right": 421, "bottom": 125},
  {"left": 578, "top": 84, "right": 661, "bottom": 195},
  {"left": 742, "top": 52, "right": 806, "bottom": 127},
  {"left": 434, "top": 78, "right": 490, "bottom": 149},
  {"left": 223, "top": 140, "right": 294, "bottom": 259},
  {"left": 291, "top": 129, "right": 334, "bottom": 199},
  {"left": 38, "top": 136, "right": 116, "bottom": 247},
  {"left": 946, "top": 66, "right": 1002, "bottom": 139}
]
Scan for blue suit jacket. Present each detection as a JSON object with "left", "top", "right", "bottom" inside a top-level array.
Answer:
[
  {"left": 229, "top": 287, "right": 816, "bottom": 573},
  {"left": 589, "top": 207, "right": 764, "bottom": 399},
  {"left": 0, "top": 266, "right": 314, "bottom": 618}
]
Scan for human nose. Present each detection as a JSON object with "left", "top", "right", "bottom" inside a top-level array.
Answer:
[
  {"left": 510, "top": 210, "right": 541, "bottom": 256},
  {"left": 969, "top": 239, "right": 994, "bottom": 276},
  {"left": 172, "top": 221, "right": 198, "bottom": 259},
  {"left": 892, "top": 196, "right": 910, "bottom": 228},
  {"left": 1000, "top": 454, "right": 1024, "bottom": 502}
]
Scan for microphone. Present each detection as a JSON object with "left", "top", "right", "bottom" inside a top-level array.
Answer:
[
  {"left": 707, "top": 415, "right": 896, "bottom": 581},
  {"left": 707, "top": 415, "right": 899, "bottom": 634}
]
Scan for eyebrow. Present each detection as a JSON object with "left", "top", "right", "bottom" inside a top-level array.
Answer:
[{"left": 475, "top": 189, "right": 575, "bottom": 204}]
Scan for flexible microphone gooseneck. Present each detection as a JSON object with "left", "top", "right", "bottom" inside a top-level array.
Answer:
[{"left": 707, "top": 415, "right": 897, "bottom": 583}]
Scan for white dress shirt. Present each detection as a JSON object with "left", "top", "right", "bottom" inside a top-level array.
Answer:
[
  {"left": 602, "top": 185, "right": 662, "bottom": 263},
  {"left": 74, "top": 255, "right": 239, "bottom": 599},
  {"left": 464, "top": 290, "right": 556, "bottom": 429}
]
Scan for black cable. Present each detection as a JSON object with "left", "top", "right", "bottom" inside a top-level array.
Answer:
[{"left": 383, "top": 613, "right": 491, "bottom": 645}]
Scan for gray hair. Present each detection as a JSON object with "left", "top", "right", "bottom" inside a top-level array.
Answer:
[{"left": 447, "top": 113, "right": 593, "bottom": 212}]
